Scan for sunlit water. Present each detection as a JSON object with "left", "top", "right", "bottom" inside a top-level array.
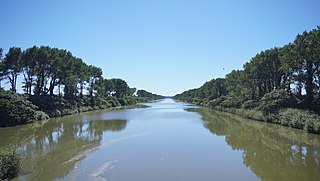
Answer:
[{"left": 0, "top": 99, "right": 319, "bottom": 180}]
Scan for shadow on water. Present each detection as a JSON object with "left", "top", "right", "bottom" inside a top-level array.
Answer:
[
  {"left": 188, "top": 108, "right": 320, "bottom": 181},
  {"left": 0, "top": 115, "right": 127, "bottom": 181}
]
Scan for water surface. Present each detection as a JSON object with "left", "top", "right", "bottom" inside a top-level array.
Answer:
[{"left": 0, "top": 99, "right": 319, "bottom": 180}]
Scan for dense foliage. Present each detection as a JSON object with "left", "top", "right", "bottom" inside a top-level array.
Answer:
[
  {"left": 137, "top": 89, "right": 163, "bottom": 100},
  {"left": 0, "top": 90, "right": 49, "bottom": 127},
  {"left": 175, "top": 27, "right": 320, "bottom": 133},
  {"left": 0, "top": 148, "right": 21, "bottom": 180}
]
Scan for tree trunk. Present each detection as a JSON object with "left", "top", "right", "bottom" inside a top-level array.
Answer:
[
  {"left": 305, "top": 62, "right": 314, "bottom": 108},
  {"left": 49, "top": 78, "right": 56, "bottom": 96},
  {"left": 80, "top": 82, "right": 83, "bottom": 97}
]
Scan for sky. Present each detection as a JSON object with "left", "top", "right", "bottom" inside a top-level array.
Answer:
[{"left": 0, "top": 0, "right": 319, "bottom": 96}]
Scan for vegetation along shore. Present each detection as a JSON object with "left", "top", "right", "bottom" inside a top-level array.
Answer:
[
  {"left": 0, "top": 46, "right": 163, "bottom": 127},
  {"left": 174, "top": 27, "right": 320, "bottom": 134}
]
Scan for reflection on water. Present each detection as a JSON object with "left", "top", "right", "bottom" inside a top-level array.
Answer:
[
  {"left": 0, "top": 115, "right": 127, "bottom": 181},
  {"left": 194, "top": 108, "right": 320, "bottom": 181}
]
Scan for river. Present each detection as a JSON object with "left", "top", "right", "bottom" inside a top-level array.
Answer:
[{"left": 0, "top": 99, "right": 319, "bottom": 180}]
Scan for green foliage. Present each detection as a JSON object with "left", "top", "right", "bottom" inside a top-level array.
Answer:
[
  {"left": 294, "top": 27, "right": 320, "bottom": 108},
  {"left": 109, "top": 78, "right": 130, "bottom": 98},
  {"left": 257, "top": 89, "right": 297, "bottom": 115},
  {"left": 277, "top": 108, "right": 320, "bottom": 134},
  {"left": 0, "top": 90, "right": 49, "bottom": 127},
  {"left": 0, "top": 148, "right": 21, "bottom": 180},
  {"left": 241, "top": 100, "right": 259, "bottom": 109},
  {"left": 207, "top": 96, "right": 226, "bottom": 108},
  {"left": 105, "top": 96, "right": 121, "bottom": 107},
  {"left": 1, "top": 47, "right": 22, "bottom": 92},
  {"left": 234, "top": 108, "right": 266, "bottom": 121},
  {"left": 137, "top": 89, "right": 163, "bottom": 100},
  {"left": 220, "top": 94, "right": 245, "bottom": 108}
]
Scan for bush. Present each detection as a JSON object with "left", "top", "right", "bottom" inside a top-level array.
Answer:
[
  {"left": 105, "top": 96, "right": 121, "bottom": 107},
  {"left": 220, "top": 95, "right": 244, "bottom": 108},
  {"left": 241, "top": 100, "right": 259, "bottom": 109},
  {"left": 0, "top": 148, "right": 21, "bottom": 180},
  {"left": 277, "top": 108, "right": 320, "bottom": 134},
  {"left": 207, "top": 96, "right": 226, "bottom": 108},
  {"left": 0, "top": 90, "right": 49, "bottom": 127},
  {"left": 257, "top": 89, "right": 297, "bottom": 115},
  {"left": 123, "top": 96, "right": 138, "bottom": 105},
  {"left": 234, "top": 108, "right": 266, "bottom": 121}
]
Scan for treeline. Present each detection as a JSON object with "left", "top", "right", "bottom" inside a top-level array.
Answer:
[
  {"left": 0, "top": 46, "right": 162, "bottom": 127},
  {"left": 175, "top": 27, "right": 320, "bottom": 134},
  {"left": 137, "top": 89, "right": 163, "bottom": 100},
  {"left": 0, "top": 46, "right": 135, "bottom": 98}
]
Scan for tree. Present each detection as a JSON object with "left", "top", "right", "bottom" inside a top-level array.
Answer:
[
  {"left": 2, "top": 47, "right": 22, "bottom": 92},
  {"left": 103, "top": 79, "right": 115, "bottom": 96},
  {"left": 32, "top": 46, "right": 51, "bottom": 96},
  {"left": 294, "top": 27, "right": 320, "bottom": 108},
  {"left": 279, "top": 43, "right": 298, "bottom": 93},
  {"left": 110, "top": 78, "right": 129, "bottom": 98},
  {"left": 87, "top": 65, "right": 102, "bottom": 97},
  {"left": 0, "top": 48, "right": 3, "bottom": 89},
  {"left": 137, "top": 89, "right": 163, "bottom": 99},
  {"left": 21, "top": 46, "right": 38, "bottom": 95},
  {"left": 60, "top": 55, "right": 80, "bottom": 98},
  {"left": 76, "top": 59, "right": 90, "bottom": 97}
]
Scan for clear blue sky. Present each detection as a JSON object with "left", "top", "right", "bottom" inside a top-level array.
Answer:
[{"left": 0, "top": 0, "right": 319, "bottom": 96}]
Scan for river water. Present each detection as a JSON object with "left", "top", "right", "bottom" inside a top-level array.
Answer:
[{"left": 0, "top": 99, "right": 319, "bottom": 180}]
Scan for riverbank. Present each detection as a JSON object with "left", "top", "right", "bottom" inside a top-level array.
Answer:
[
  {"left": 176, "top": 90, "right": 320, "bottom": 135},
  {"left": 0, "top": 89, "right": 159, "bottom": 127}
]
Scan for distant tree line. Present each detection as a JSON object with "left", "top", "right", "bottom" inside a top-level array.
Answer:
[
  {"left": 137, "top": 89, "right": 163, "bottom": 100},
  {"left": 175, "top": 27, "right": 320, "bottom": 134}
]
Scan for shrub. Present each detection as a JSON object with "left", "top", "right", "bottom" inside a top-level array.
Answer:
[
  {"left": 207, "top": 96, "right": 226, "bottom": 108},
  {"left": 241, "top": 100, "right": 259, "bottom": 109},
  {"left": 234, "top": 108, "right": 266, "bottom": 121},
  {"left": 277, "top": 108, "right": 320, "bottom": 134},
  {"left": 123, "top": 96, "right": 138, "bottom": 105},
  {"left": 105, "top": 97, "right": 121, "bottom": 107},
  {"left": 0, "top": 148, "right": 21, "bottom": 180},
  {"left": 220, "top": 95, "right": 244, "bottom": 108},
  {"left": 257, "top": 89, "right": 297, "bottom": 115},
  {"left": 0, "top": 90, "right": 49, "bottom": 127}
]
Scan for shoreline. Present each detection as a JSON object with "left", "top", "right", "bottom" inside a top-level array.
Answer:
[{"left": 180, "top": 99, "right": 320, "bottom": 135}]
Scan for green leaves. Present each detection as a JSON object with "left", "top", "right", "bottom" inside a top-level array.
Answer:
[
  {"left": 0, "top": 90, "right": 49, "bottom": 127},
  {"left": 0, "top": 147, "right": 21, "bottom": 180},
  {"left": 137, "top": 89, "right": 163, "bottom": 99},
  {"left": 257, "top": 89, "right": 297, "bottom": 115},
  {"left": 1, "top": 47, "right": 22, "bottom": 92}
]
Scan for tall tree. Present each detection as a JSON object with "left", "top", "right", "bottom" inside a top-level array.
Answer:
[
  {"left": 77, "top": 59, "right": 90, "bottom": 97},
  {"left": 2, "top": 47, "right": 22, "bottom": 92},
  {"left": 110, "top": 78, "right": 129, "bottom": 98},
  {"left": 21, "top": 46, "right": 38, "bottom": 95},
  {"left": 0, "top": 48, "right": 3, "bottom": 89},
  {"left": 294, "top": 27, "right": 320, "bottom": 107},
  {"left": 87, "top": 65, "right": 102, "bottom": 97},
  {"left": 32, "top": 46, "right": 51, "bottom": 96},
  {"left": 279, "top": 43, "right": 298, "bottom": 93}
]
